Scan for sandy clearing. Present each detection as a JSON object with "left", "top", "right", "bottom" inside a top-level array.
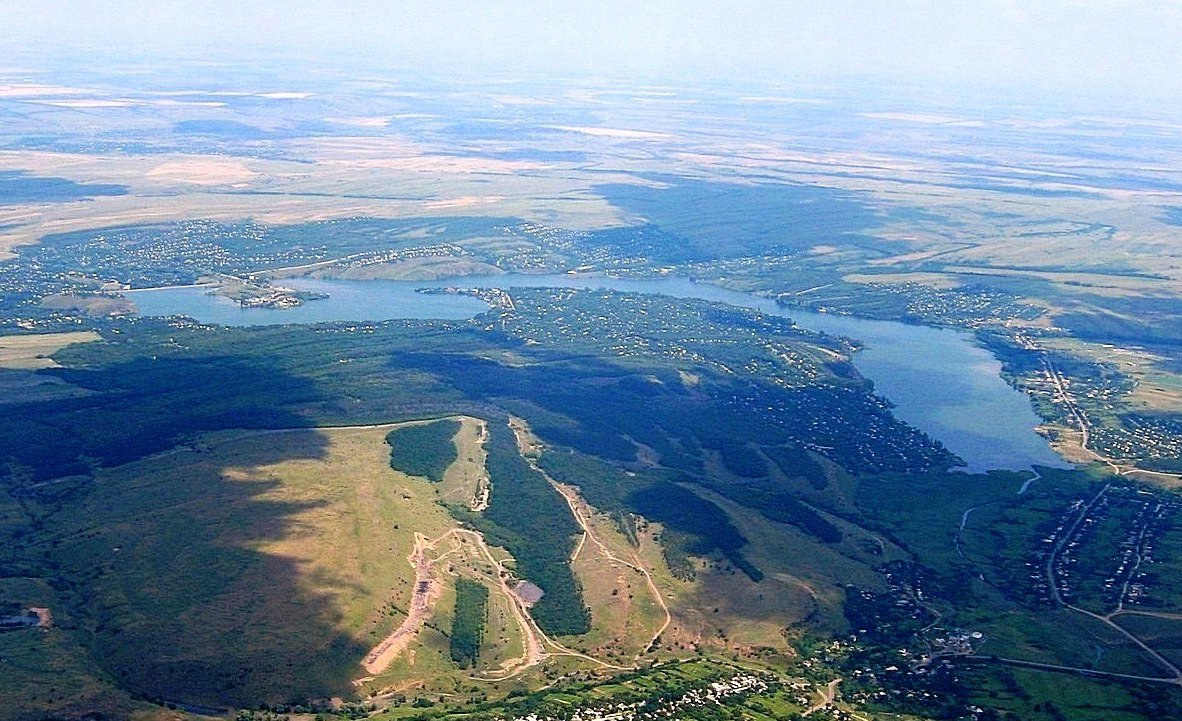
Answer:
[
  {"left": 0, "top": 84, "right": 88, "bottom": 97},
  {"left": 30, "top": 607, "right": 53, "bottom": 628},
  {"left": 325, "top": 116, "right": 394, "bottom": 127},
  {"left": 129, "top": 99, "right": 226, "bottom": 108},
  {"left": 27, "top": 99, "right": 135, "bottom": 108},
  {"left": 424, "top": 195, "right": 505, "bottom": 210},
  {"left": 320, "top": 156, "right": 544, "bottom": 174},
  {"left": 296, "top": 136, "right": 422, "bottom": 155},
  {"left": 490, "top": 95, "right": 553, "bottom": 106},
  {"left": 0, "top": 150, "right": 271, "bottom": 190},
  {"left": 861, "top": 112, "right": 986, "bottom": 126},
  {"left": 0, "top": 207, "right": 44, "bottom": 223},
  {"left": 546, "top": 125, "right": 673, "bottom": 140},
  {"left": 147, "top": 158, "right": 260, "bottom": 186},
  {"left": 737, "top": 95, "right": 827, "bottom": 105},
  {"left": 0, "top": 150, "right": 112, "bottom": 172}
]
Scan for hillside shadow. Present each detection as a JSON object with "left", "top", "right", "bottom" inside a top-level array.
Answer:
[
  {"left": 4, "top": 354, "right": 321, "bottom": 481},
  {"left": 6, "top": 356, "right": 373, "bottom": 709},
  {"left": 0, "top": 170, "right": 129, "bottom": 205}
]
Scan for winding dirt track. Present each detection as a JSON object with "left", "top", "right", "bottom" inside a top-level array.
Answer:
[
  {"left": 803, "top": 678, "right": 841, "bottom": 716},
  {"left": 362, "top": 521, "right": 630, "bottom": 681},
  {"left": 452, "top": 528, "right": 548, "bottom": 678},
  {"left": 360, "top": 527, "right": 550, "bottom": 678},
  {"left": 469, "top": 421, "right": 492, "bottom": 512},
  {"left": 362, "top": 533, "right": 440, "bottom": 674},
  {"left": 508, "top": 418, "right": 672, "bottom": 658},
  {"left": 548, "top": 480, "right": 672, "bottom": 656},
  {"left": 199, "top": 420, "right": 648, "bottom": 680},
  {"left": 454, "top": 523, "right": 631, "bottom": 677}
]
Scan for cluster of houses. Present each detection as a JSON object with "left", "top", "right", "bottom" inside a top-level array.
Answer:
[{"left": 505, "top": 673, "right": 772, "bottom": 721}]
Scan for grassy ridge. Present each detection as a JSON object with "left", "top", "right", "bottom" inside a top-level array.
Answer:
[
  {"left": 629, "top": 480, "right": 762, "bottom": 582},
  {"left": 534, "top": 450, "right": 764, "bottom": 581},
  {"left": 386, "top": 419, "right": 461, "bottom": 482},
  {"left": 0, "top": 355, "right": 320, "bottom": 481},
  {"left": 456, "top": 422, "right": 590, "bottom": 636},
  {"left": 763, "top": 445, "right": 829, "bottom": 490}
]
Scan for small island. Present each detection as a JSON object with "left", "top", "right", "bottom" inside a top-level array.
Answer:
[{"left": 204, "top": 276, "right": 328, "bottom": 309}]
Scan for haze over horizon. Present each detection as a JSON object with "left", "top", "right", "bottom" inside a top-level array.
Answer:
[{"left": 3, "top": 0, "right": 1181, "bottom": 112}]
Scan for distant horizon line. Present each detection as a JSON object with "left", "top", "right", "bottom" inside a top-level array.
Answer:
[{"left": 0, "top": 45, "right": 1173, "bottom": 120}]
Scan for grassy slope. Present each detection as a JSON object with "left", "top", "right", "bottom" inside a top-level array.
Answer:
[
  {"left": 0, "top": 575, "right": 176, "bottom": 721},
  {"left": 436, "top": 416, "right": 489, "bottom": 508},
  {"left": 28, "top": 426, "right": 460, "bottom": 709}
]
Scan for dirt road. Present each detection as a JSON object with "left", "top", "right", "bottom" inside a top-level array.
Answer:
[
  {"left": 362, "top": 533, "right": 440, "bottom": 674},
  {"left": 803, "top": 678, "right": 841, "bottom": 716},
  {"left": 508, "top": 416, "right": 672, "bottom": 659}
]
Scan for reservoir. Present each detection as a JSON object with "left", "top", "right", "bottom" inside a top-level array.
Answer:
[{"left": 130, "top": 274, "right": 1068, "bottom": 473}]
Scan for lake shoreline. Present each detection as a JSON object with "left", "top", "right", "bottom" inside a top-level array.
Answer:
[{"left": 129, "top": 273, "right": 1069, "bottom": 473}]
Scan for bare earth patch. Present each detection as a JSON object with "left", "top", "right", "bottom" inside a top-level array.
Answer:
[
  {"left": 325, "top": 116, "right": 393, "bottom": 127},
  {"left": 424, "top": 195, "right": 506, "bottom": 210},
  {"left": 146, "top": 158, "right": 260, "bottom": 186},
  {"left": 546, "top": 125, "right": 673, "bottom": 140},
  {"left": 362, "top": 533, "right": 443, "bottom": 675},
  {"left": 40, "top": 293, "right": 134, "bottom": 318},
  {"left": 0, "top": 84, "right": 91, "bottom": 98},
  {"left": 321, "top": 156, "right": 543, "bottom": 174},
  {"left": 28, "top": 99, "right": 135, "bottom": 108}
]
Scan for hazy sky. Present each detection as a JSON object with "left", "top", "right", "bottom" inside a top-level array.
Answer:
[{"left": 4, "top": 1, "right": 1181, "bottom": 105}]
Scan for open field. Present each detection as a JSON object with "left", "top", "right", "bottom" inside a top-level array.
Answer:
[
  {"left": 0, "top": 330, "right": 99, "bottom": 369},
  {"left": 0, "top": 141, "right": 624, "bottom": 260},
  {"left": 6, "top": 78, "right": 1182, "bottom": 289},
  {"left": 680, "top": 486, "right": 883, "bottom": 646},
  {"left": 437, "top": 416, "right": 491, "bottom": 510},
  {"left": 959, "top": 664, "right": 1161, "bottom": 721},
  {"left": 508, "top": 418, "right": 674, "bottom": 661},
  {"left": 557, "top": 487, "right": 673, "bottom": 662},
  {"left": 1041, "top": 337, "right": 1182, "bottom": 415},
  {"left": 1114, "top": 614, "right": 1182, "bottom": 667},
  {"left": 4, "top": 417, "right": 646, "bottom": 715}
]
